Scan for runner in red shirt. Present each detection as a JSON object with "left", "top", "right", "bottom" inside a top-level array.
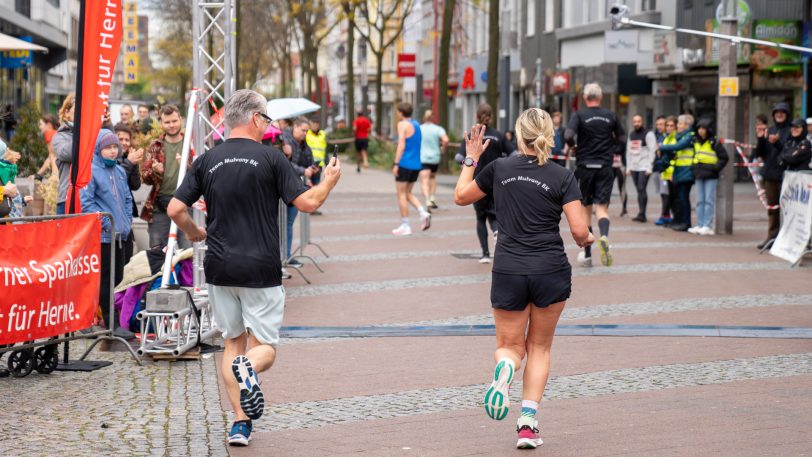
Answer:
[{"left": 353, "top": 110, "right": 373, "bottom": 173}]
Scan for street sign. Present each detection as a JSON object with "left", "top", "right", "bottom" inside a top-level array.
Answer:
[
  {"left": 719, "top": 76, "right": 739, "bottom": 97},
  {"left": 396, "top": 53, "right": 416, "bottom": 78}
]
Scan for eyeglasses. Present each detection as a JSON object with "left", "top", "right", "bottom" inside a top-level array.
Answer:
[{"left": 256, "top": 112, "right": 272, "bottom": 124}]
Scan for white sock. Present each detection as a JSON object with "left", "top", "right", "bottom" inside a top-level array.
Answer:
[{"left": 401, "top": 218, "right": 409, "bottom": 226}]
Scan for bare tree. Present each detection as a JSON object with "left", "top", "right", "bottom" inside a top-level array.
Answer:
[
  {"left": 437, "top": 0, "right": 455, "bottom": 133},
  {"left": 354, "top": 0, "right": 417, "bottom": 135}
]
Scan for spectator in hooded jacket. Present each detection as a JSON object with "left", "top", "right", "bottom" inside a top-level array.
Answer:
[
  {"left": 754, "top": 102, "right": 791, "bottom": 249},
  {"left": 80, "top": 129, "right": 134, "bottom": 339},
  {"left": 689, "top": 119, "right": 729, "bottom": 236},
  {"left": 781, "top": 119, "right": 812, "bottom": 172}
]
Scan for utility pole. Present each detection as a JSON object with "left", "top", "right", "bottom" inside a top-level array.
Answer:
[{"left": 716, "top": 0, "right": 737, "bottom": 235}]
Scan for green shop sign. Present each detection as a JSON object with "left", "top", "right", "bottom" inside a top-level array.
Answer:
[
  {"left": 705, "top": 0, "right": 753, "bottom": 65},
  {"left": 751, "top": 20, "right": 802, "bottom": 70}
]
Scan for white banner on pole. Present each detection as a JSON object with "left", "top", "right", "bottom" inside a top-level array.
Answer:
[{"left": 770, "top": 171, "right": 812, "bottom": 264}]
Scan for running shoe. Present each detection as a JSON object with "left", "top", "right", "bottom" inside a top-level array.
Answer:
[
  {"left": 577, "top": 251, "right": 592, "bottom": 268},
  {"left": 516, "top": 416, "right": 543, "bottom": 449},
  {"left": 228, "top": 420, "right": 252, "bottom": 446},
  {"left": 484, "top": 359, "right": 514, "bottom": 420},
  {"left": 281, "top": 268, "right": 292, "bottom": 279},
  {"left": 232, "top": 355, "right": 264, "bottom": 420},
  {"left": 428, "top": 199, "right": 439, "bottom": 210},
  {"left": 632, "top": 214, "right": 647, "bottom": 223},
  {"left": 286, "top": 258, "right": 303, "bottom": 268},
  {"left": 699, "top": 226, "right": 715, "bottom": 236},
  {"left": 599, "top": 236, "right": 612, "bottom": 267},
  {"left": 392, "top": 224, "right": 412, "bottom": 236},
  {"left": 420, "top": 212, "right": 432, "bottom": 231},
  {"left": 654, "top": 216, "right": 672, "bottom": 226},
  {"left": 479, "top": 255, "right": 491, "bottom": 264},
  {"left": 687, "top": 226, "right": 702, "bottom": 234}
]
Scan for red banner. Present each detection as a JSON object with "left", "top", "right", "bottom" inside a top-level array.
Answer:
[
  {"left": 0, "top": 216, "right": 102, "bottom": 345},
  {"left": 397, "top": 53, "right": 416, "bottom": 77},
  {"left": 70, "top": 0, "right": 123, "bottom": 209}
]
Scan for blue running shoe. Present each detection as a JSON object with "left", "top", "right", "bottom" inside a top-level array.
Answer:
[
  {"left": 232, "top": 355, "right": 264, "bottom": 420},
  {"left": 228, "top": 420, "right": 252, "bottom": 446}
]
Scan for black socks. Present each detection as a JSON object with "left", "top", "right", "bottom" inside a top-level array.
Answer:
[
  {"left": 598, "top": 218, "right": 610, "bottom": 237},
  {"left": 585, "top": 226, "right": 593, "bottom": 257}
]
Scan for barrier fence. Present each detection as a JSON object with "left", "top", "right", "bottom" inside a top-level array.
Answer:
[{"left": 0, "top": 213, "right": 139, "bottom": 377}]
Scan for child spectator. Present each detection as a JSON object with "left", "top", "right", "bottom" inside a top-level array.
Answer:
[{"left": 80, "top": 129, "right": 134, "bottom": 339}]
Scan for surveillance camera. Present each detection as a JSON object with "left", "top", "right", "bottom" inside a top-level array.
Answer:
[{"left": 609, "top": 4, "right": 631, "bottom": 29}]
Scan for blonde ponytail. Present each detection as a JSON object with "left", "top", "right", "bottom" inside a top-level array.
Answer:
[{"left": 515, "top": 108, "right": 554, "bottom": 166}]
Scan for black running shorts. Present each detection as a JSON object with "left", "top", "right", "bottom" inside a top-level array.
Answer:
[
  {"left": 395, "top": 167, "right": 420, "bottom": 183},
  {"left": 491, "top": 269, "right": 572, "bottom": 311},
  {"left": 355, "top": 139, "right": 369, "bottom": 152},
  {"left": 421, "top": 163, "right": 439, "bottom": 173},
  {"left": 575, "top": 165, "right": 614, "bottom": 206}
]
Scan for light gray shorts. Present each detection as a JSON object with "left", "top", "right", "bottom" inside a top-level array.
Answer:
[{"left": 208, "top": 284, "right": 285, "bottom": 347}]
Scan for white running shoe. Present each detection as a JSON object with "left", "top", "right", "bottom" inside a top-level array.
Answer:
[
  {"left": 479, "top": 255, "right": 491, "bottom": 264},
  {"left": 420, "top": 212, "right": 432, "bottom": 231},
  {"left": 577, "top": 251, "right": 592, "bottom": 268},
  {"left": 484, "top": 359, "right": 514, "bottom": 420},
  {"left": 392, "top": 224, "right": 412, "bottom": 236},
  {"left": 700, "top": 226, "right": 715, "bottom": 236},
  {"left": 687, "top": 226, "right": 702, "bottom": 234}
]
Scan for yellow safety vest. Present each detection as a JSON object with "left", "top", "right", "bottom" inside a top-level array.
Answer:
[
  {"left": 661, "top": 133, "right": 676, "bottom": 181},
  {"left": 306, "top": 129, "right": 327, "bottom": 166},
  {"left": 693, "top": 140, "right": 718, "bottom": 165}
]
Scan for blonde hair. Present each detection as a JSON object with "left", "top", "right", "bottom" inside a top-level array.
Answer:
[
  {"left": 423, "top": 110, "right": 434, "bottom": 123},
  {"left": 58, "top": 93, "right": 75, "bottom": 123},
  {"left": 515, "top": 108, "right": 554, "bottom": 166}
]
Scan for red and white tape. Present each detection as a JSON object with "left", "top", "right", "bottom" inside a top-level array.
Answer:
[{"left": 719, "top": 139, "right": 779, "bottom": 210}]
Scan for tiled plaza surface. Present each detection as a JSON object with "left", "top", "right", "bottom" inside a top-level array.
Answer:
[{"left": 2, "top": 163, "right": 810, "bottom": 456}]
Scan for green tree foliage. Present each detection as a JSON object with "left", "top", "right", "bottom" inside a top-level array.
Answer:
[{"left": 9, "top": 104, "right": 48, "bottom": 177}]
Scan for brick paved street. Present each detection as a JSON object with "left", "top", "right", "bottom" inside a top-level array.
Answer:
[{"left": 2, "top": 163, "right": 811, "bottom": 456}]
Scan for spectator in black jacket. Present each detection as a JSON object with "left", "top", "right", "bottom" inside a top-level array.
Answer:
[
  {"left": 754, "top": 102, "right": 790, "bottom": 249},
  {"left": 781, "top": 119, "right": 812, "bottom": 172},
  {"left": 114, "top": 123, "right": 144, "bottom": 264}
]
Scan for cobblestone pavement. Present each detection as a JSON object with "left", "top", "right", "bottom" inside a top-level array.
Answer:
[
  {"left": 4, "top": 168, "right": 810, "bottom": 457},
  {"left": 286, "top": 262, "right": 791, "bottom": 298},
  {"left": 255, "top": 352, "right": 812, "bottom": 432},
  {"left": 0, "top": 341, "right": 227, "bottom": 457}
]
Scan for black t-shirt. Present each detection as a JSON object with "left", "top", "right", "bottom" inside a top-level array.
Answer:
[
  {"left": 566, "top": 107, "right": 625, "bottom": 167},
  {"left": 475, "top": 154, "right": 582, "bottom": 274},
  {"left": 174, "top": 138, "right": 308, "bottom": 288}
]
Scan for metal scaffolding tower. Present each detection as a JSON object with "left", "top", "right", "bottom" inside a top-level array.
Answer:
[{"left": 192, "top": 0, "right": 236, "bottom": 291}]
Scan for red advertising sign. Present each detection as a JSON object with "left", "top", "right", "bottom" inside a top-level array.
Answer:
[
  {"left": 397, "top": 53, "right": 416, "bottom": 77},
  {"left": 69, "top": 0, "right": 123, "bottom": 212},
  {"left": 553, "top": 72, "right": 570, "bottom": 94},
  {"left": 0, "top": 215, "right": 102, "bottom": 345}
]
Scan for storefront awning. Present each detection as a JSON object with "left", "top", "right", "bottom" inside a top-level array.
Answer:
[{"left": 0, "top": 32, "right": 49, "bottom": 53}]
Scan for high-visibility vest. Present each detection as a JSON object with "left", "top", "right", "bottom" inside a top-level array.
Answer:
[
  {"left": 306, "top": 129, "right": 327, "bottom": 166},
  {"left": 661, "top": 133, "right": 675, "bottom": 181},
  {"left": 693, "top": 139, "right": 719, "bottom": 165},
  {"left": 671, "top": 132, "right": 694, "bottom": 168}
]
